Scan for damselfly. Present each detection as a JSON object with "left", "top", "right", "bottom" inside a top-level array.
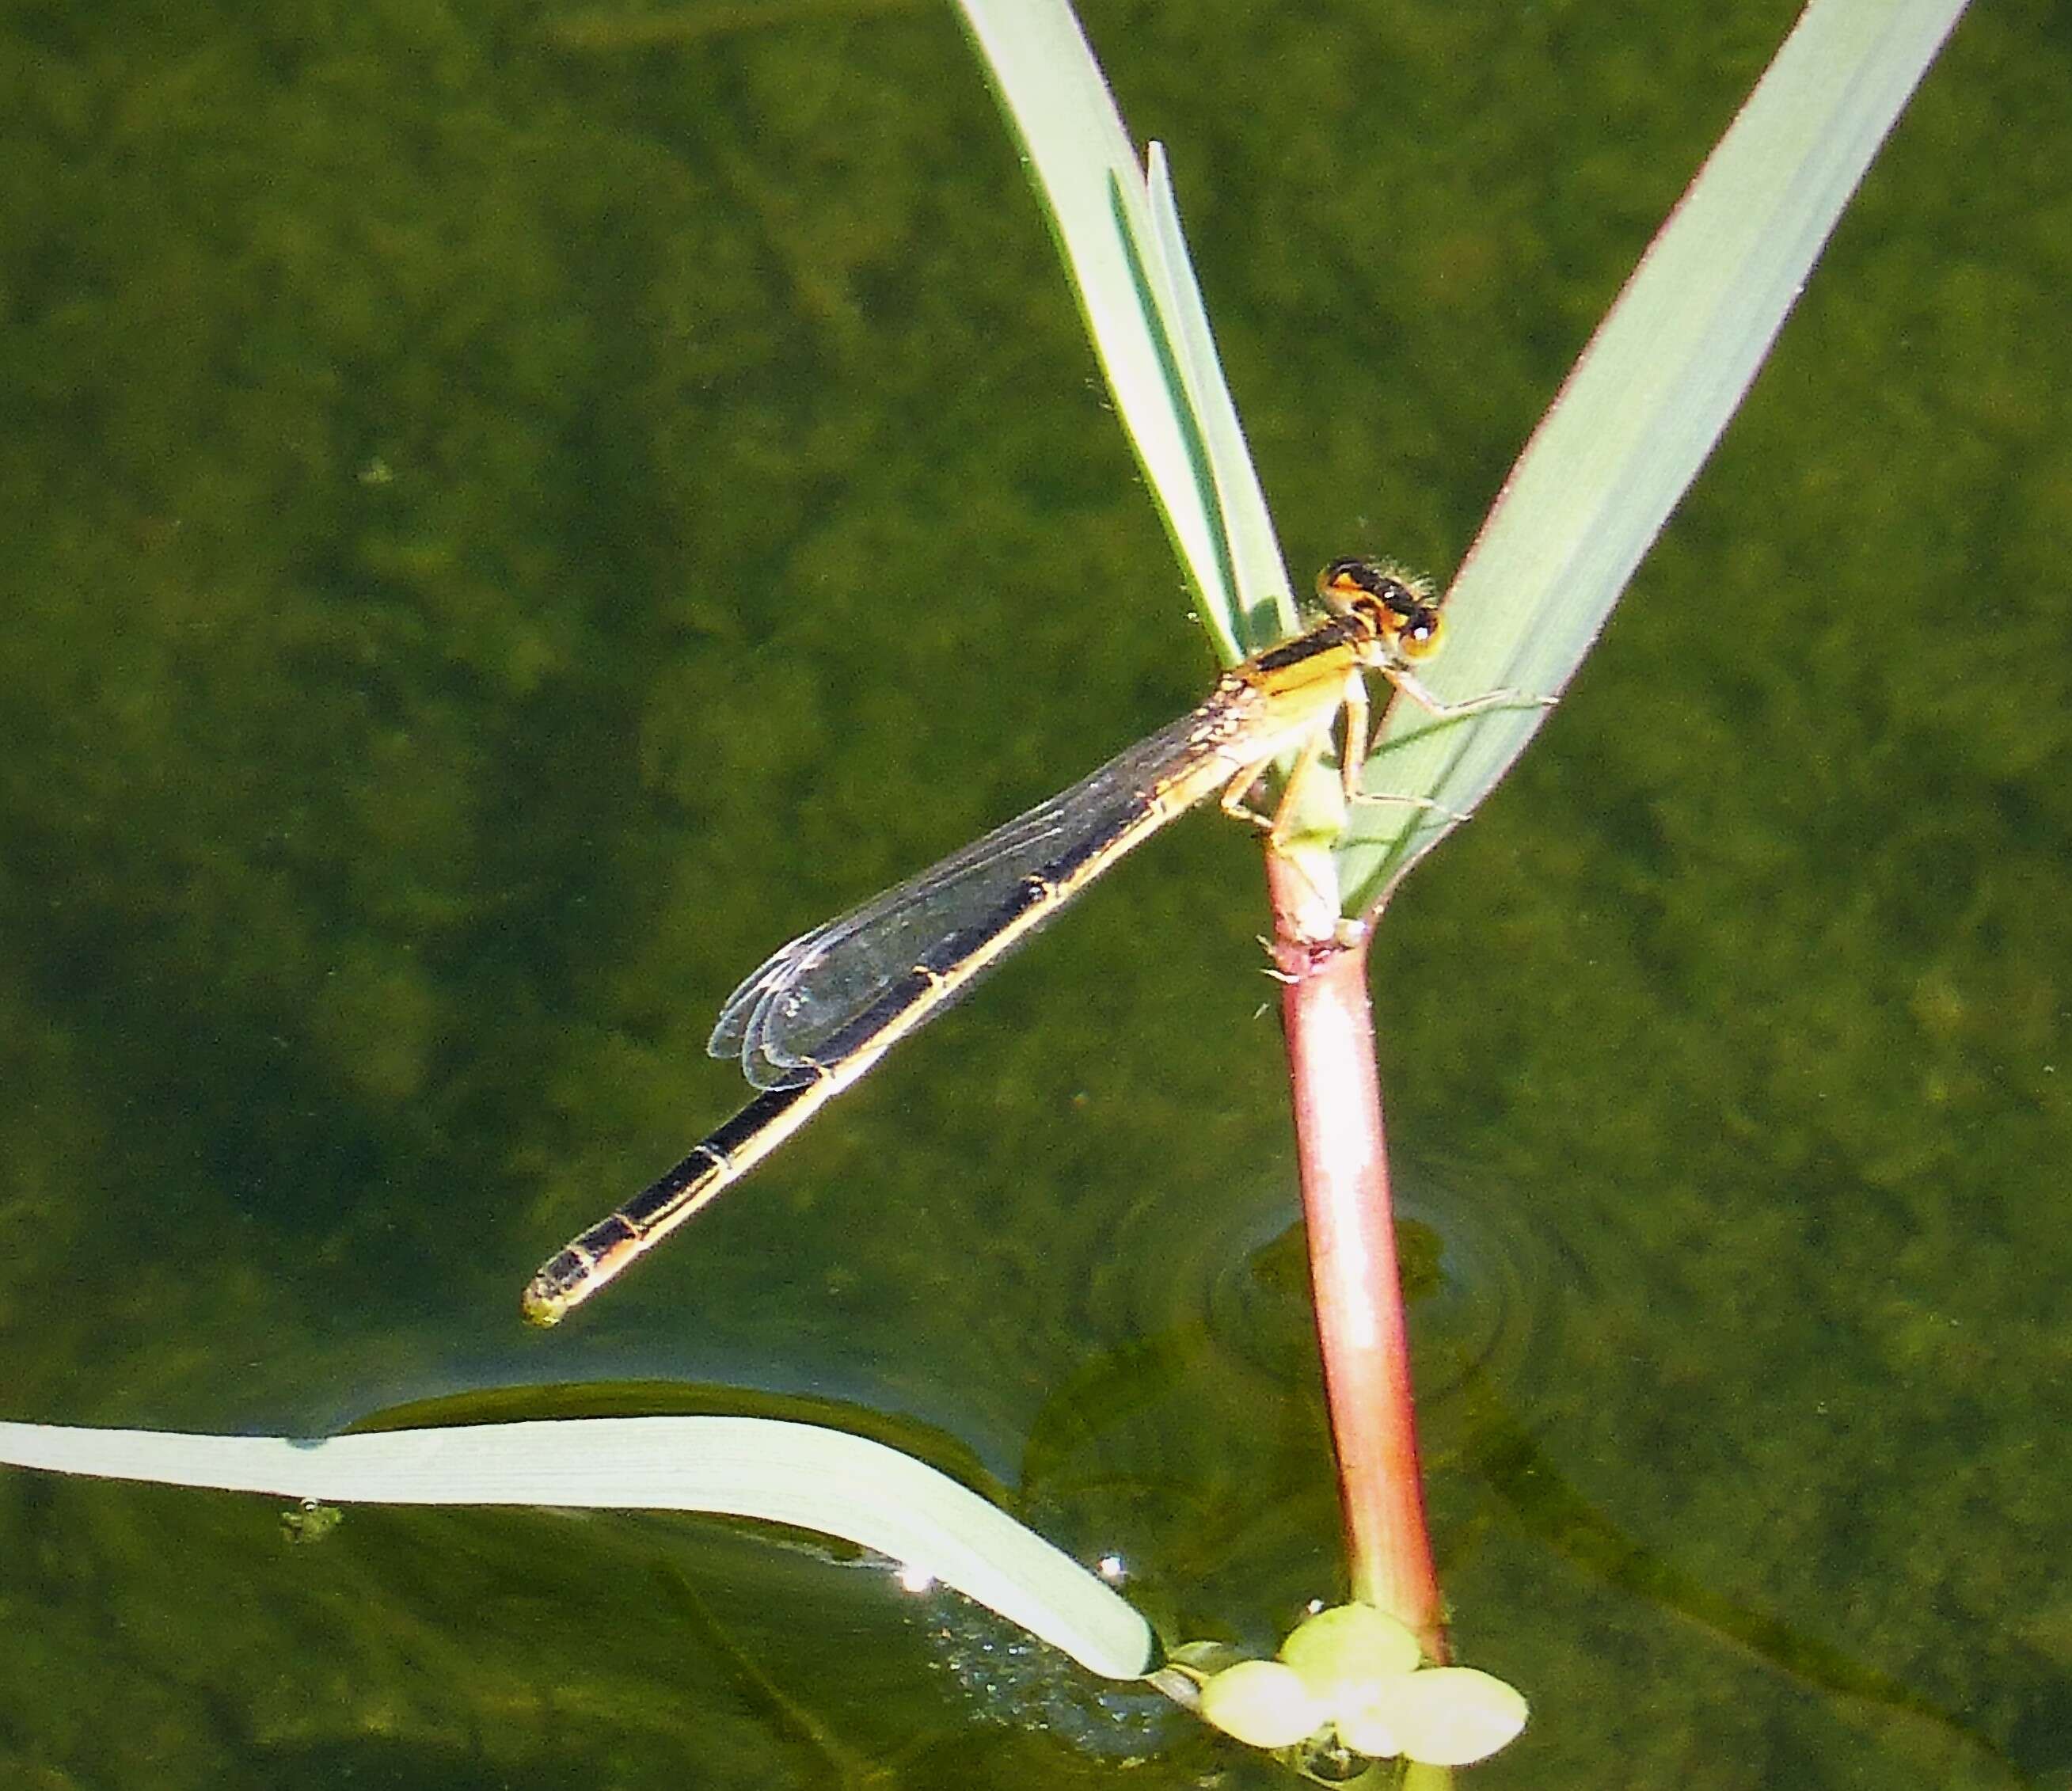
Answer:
[{"left": 523, "top": 558, "right": 1536, "bottom": 1324}]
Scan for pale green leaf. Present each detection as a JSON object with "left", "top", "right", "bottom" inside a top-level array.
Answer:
[
  {"left": 0, "top": 1416, "right": 1155, "bottom": 1680},
  {"left": 953, "top": 0, "right": 1292, "bottom": 659},
  {"left": 1336, "top": 0, "right": 1970, "bottom": 911}
]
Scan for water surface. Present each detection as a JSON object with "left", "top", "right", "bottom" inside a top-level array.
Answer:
[{"left": 2, "top": 2, "right": 2066, "bottom": 1785}]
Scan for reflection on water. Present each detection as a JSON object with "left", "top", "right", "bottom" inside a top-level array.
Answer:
[
  {"left": 1011, "top": 1152, "right": 1573, "bottom": 1670},
  {"left": 1195, "top": 1157, "right": 1572, "bottom": 1417}
]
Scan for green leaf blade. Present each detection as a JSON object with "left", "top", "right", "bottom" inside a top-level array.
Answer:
[
  {"left": 0, "top": 1416, "right": 1157, "bottom": 1680},
  {"left": 954, "top": 0, "right": 1294, "bottom": 660},
  {"left": 1336, "top": 0, "right": 1970, "bottom": 911}
]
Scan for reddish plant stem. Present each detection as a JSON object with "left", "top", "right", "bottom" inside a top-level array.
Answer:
[{"left": 1265, "top": 852, "right": 1447, "bottom": 1660}]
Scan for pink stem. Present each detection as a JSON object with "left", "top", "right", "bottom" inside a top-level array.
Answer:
[{"left": 1265, "top": 854, "right": 1446, "bottom": 1660}]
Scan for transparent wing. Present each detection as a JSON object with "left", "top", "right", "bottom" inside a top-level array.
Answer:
[{"left": 709, "top": 702, "right": 1223, "bottom": 1089}]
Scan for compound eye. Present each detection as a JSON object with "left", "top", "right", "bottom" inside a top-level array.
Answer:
[
  {"left": 1317, "top": 557, "right": 1374, "bottom": 607},
  {"left": 1397, "top": 607, "right": 1444, "bottom": 658}
]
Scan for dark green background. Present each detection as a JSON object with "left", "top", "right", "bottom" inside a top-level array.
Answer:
[{"left": 2, "top": 0, "right": 2066, "bottom": 1785}]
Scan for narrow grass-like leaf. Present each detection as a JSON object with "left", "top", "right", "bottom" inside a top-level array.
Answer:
[
  {"left": 1333, "top": 0, "right": 1969, "bottom": 913},
  {"left": 954, "top": 0, "right": 1291, "bottom": 659},
  {"left": 0, "top": 1416, "right": 1155, "bottom": 1680},
  {"left": 1142, "top": 144, "right": 1295, "bottom": 652}
]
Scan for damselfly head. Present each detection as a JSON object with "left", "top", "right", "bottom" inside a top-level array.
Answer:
[{"left": 1316, "top": 557, "right": 1445, "bottom": 661}]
